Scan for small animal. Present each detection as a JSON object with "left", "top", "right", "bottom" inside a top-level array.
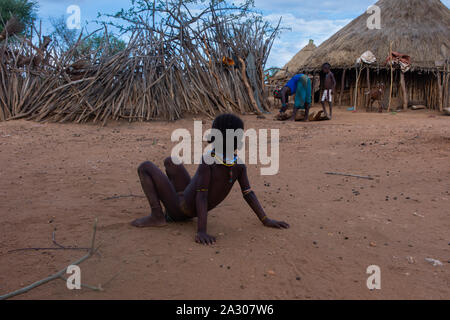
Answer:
[{"left": 366, "top": 82, "right": 385, "bottom": 113}]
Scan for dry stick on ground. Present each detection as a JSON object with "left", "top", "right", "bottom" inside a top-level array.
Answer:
[
  {"left": 103, "top": 194, "right": 145, "bottom": 201},
  {"left": 0, "top": 219, "right": 101, "bottom": 300},
  {"left": 7, "top": 229, "right": 91, "bottom": 253},
  {"left": 325, "top": 172, "right": 374, "bottom": 180}
]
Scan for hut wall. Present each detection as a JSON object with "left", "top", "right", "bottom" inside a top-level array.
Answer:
[{"left": 330, "top": 68, "right": 441, "bottom": 110}]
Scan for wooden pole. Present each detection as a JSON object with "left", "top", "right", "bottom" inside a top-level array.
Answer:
[
  {"left": 354, "top": 67, "right": 363, "bottom": 111},
  {"left": 437, "top": 71, "right": 443, "bottom": 112},
  {"left": 354, "top": 68, "right": 358, "bottom": 109},
  {"left": 339, "top": 69, "right": 346, "bottom": 106},
  {"left": 400, "top": 72, "right": 408, "bottom": 110},
  {"left": 312, "top": 71, "right": 317, "bottom": 105},
  {"left": 442, "top": 60, "right": 448, "bottom": 110},
  {"left": 366, "top": 66, "right": 371, "bottom": 111},
  {"left": 388, "top": 41, "right": 393, "bottom": 112},
  {"left": 350, "top": 83, "right": 354, "bottom": 107},
  {"left": 238, "top": 57, "right": 260, "bottom": 114}
]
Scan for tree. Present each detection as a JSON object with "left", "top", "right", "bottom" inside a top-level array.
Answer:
[
  {"left": 49, "top": 15, "right": 126, "bottom": 58},
  {"left": 81, "top": 33, "right": 126, "bottom": 56},
  {"left": 49, "top": 16, "right": 79, "bottom": 51},
  {"left": 0, "top": 0, "right": 38, "bottom": 34}
]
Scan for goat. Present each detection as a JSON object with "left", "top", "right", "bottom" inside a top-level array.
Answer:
[{"left": 366, "top": 82, "right": 385, "bottom": 113}]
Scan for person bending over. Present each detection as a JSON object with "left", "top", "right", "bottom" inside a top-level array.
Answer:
[{"left": 274, "top": 74, "right": 312, "bottom": 121}]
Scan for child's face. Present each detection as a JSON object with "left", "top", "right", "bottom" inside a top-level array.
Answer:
[{"left": 322, "top": 66, "right": 330, "bottom": 73}]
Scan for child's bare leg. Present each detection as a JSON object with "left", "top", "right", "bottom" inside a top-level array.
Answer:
[
  {"left": 328, "top": 102, "right": 333, "bottom": 119},
  {"left": 164, "top": 157, "right": 191, "bottom": 193},
  {"left": 321, "top": 101, "right": 328, "bottom": 118},
  {"left": 132, "top": 161, "right": 181, "bottom": 228}
]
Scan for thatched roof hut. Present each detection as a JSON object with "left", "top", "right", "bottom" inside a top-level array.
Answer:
[
  {"left": 275, "top": 39, "right": 316, "bottom": 78},
  {"left": 303, "top": 0, "right": 449, "bottom": 72},
  {"left": 297, "top": 0, "right": 450, "bottom": 112}
]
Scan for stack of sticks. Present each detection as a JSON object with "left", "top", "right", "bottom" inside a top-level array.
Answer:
[{"left": 0, "top": 2, "right": 280, "bottom": 124}]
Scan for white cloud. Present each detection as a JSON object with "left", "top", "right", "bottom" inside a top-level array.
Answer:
[
  {"left": 264, "top": 13, "right": 350, "bottom": 67},
  {"left": 36, "top": 0, "right": 450, "bottom": 68}
]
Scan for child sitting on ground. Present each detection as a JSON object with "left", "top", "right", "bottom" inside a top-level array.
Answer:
[{"left": 131, "top": 114, "right": 290, "bottom": 245}]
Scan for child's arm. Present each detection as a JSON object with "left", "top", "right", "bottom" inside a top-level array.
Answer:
[
  {"left": 195, "top": 163, "right": 216, "bottom": 245},
  {"left": 238, "top": 165, "right": 289, "bottom": 229}
]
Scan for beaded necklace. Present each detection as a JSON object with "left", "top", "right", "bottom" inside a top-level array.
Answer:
[{"left": 211, "top": 151, "right": 237, "bottom": 183}]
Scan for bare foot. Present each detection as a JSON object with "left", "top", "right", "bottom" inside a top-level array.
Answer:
[{"left": 131, "top": 215, "right": 167, "bottom": 228}]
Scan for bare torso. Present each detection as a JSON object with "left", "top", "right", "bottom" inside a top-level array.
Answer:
[
  {"left": 183, "top": 164, "right": 245, "bottom": 216},
  {"left": 324, "top": 72, "right": 335, "bottom": 90}
]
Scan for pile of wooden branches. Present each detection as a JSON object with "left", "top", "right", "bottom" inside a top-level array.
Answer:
[{"left": 0, "top": 1, "right": 280, "bottom": 124}]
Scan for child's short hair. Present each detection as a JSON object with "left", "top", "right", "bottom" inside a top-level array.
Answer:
[
  {"left": 322, "top": 62, "right": 331, "bottom": 69},
  {"left": 210, "top": 113, "right": 244, "bottom": 152}
]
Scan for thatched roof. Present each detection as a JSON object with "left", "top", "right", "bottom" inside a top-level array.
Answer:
[
  {"left": 275, "top": 40, "right": 316, "bottom": 78},
  {"left": 303, "top": 0, "right": 450, "bottom": 71}
]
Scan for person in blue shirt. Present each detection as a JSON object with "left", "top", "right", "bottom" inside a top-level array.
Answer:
[{"left": 274, "top": 74, "right": 312, "bottom": 121}]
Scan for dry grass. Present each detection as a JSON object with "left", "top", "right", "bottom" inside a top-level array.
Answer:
[
  {"left": 303, "top": 0, "right": 450, "bottom": 71},
  {"left": 275, "top": 40, "right": 316, "bottom": 78},
  {"left": 0, "top": 3, "right": 279, "bottom": 124}
]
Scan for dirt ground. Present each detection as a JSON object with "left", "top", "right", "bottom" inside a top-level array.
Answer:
[{"left": 0, "top": 106, "right": 449, "bottom": 300}]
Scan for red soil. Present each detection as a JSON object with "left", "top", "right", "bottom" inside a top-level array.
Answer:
[{"left": 0, "top": 107, "right": 449, "bottom": 300}]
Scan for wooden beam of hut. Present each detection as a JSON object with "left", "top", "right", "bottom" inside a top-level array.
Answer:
[
  {"left": 388, "top": 42, "right": 394, "bottom": 112},
  {"left": 437, "top": 71, "right": 443, "bottom": 112},
  {"left": 339, "top": 69, "right": 346, "bottom": 106},
  {"left": 445, "top": 61, "right": 449, "bottom": 109},
  {"left": 400, "top": 72, "right": 408, "bottom": 111},
  {"left": 366, "top": 66, "right": 371, "bottom": 111}
]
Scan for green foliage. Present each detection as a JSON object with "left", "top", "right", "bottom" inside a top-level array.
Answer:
[
  {"left": 81, "top": 33, "right": 127, "bottom": 56},
  {"left": 0, "top": 0, "right": 38, "bottom": 34}
]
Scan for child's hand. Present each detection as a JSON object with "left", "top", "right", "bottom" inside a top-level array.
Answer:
[
  {"left": 263, "top": 218, "right": 290, "bottom": 229},
  {"left": 195, "top": 232, "right": 216, "bottom": 245}
]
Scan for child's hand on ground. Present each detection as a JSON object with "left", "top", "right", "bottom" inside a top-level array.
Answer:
[
  {"left": 195, "top": 232, "right": 216, "bottom": 245},
  {"left": 263, "top": 218, "right": 290, "bottom": 229}
]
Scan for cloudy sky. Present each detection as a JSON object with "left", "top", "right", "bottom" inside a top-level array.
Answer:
[{"left": 36, "top": 0, "right": 450, "bottom": 68}]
